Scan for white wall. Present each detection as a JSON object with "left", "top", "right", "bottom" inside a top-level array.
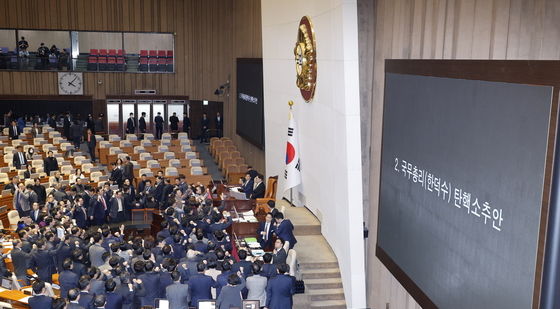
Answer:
[{"left": 261, "top": 1, "right": 366, "bottom": 308}]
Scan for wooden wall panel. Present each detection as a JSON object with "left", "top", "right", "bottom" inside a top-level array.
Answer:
[
  {"left": 362, "top": 0, "right": 560, "bottom": 308},
  {"left": 0, "top": 0, "right": 265, "bottom": 174}
]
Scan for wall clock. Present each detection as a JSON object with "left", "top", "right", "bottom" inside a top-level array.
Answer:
[
  {"left": 58, "top": 72, "right": 84, "bottom": 95},
  {"left": 294, "top": 15, "right": 317, "bottom": 102}
]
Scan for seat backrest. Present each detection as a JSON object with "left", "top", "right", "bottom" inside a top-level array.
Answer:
[
  {"left": 234, "top": 157, "right": 245, "bottom": 165},
  {"left": 169, "top": 159, "right": 181, "bottom": 167},
  {"left": 265, "top": 176, "right": 279, "bottom": 199},
  {"left": 134, "top": 146, "right": 145, "bottom": 154},
  {"left": 161, "top": 133, "right": 171, "bottom": 140},
  {"left": 119, "top": 140, "right": 132, "bottom": 147},
  {"left": 158, "top": 145, "right": 169, "bottom": 152},
  {"left": 143, "top": 133, "right": 155, "bottom": 140},
  {"left": 139, "top": 168, "right": 153, "bottom": 177},
  {"left": 191, "top": 167, "right": 203, "bottom": 175},
  {"left": 164, "top": 152, "right": 175, "bottom": 159},
  {"left": 147, "top": 160, "right": 160, "bottom": 168},
  {"left": 141, "top": 140, "right": 152, "bottom": 147},
  {"left": 108, "top": 135, "right": 121, "bottom": 142},
  {"left": 99, "top": 141, "right": 111, "bottom": 148},
  {"left": 190, "top": 159, "right": 201, "bottom": 167},
  {"left": 109, "top": 147, "right": 122, "bottom": 155},
  {"left": 82, "top": 163, "right": 94, "bottom": 173},
  {"left": 185, "top": 152, "right": 197, "bottom": 160},
  {"left": 181, "top": 145, "right": 192, "bottom": 152},
  {"left": 139, "top": 153, "right": 152, "bottom": 160},
  {"left": 178, "top": 132, "right": 188, "bottom": 139},
  {"left": 126, "top": 134, "right": 138, "bottom": 141}
]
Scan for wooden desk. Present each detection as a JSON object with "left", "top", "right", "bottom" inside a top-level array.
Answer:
[{"left": 0, "top": 289, "right": 30, "bottom": 308}]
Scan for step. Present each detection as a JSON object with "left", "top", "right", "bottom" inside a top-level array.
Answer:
[
  {"left": 300, "top": 261, "right": 339, "bottom": 270},
  {"left": 294, "top": 224, "right": 321, "bottom": 236},
  {"left": 309, "top": 299, "right": 347, "bottom": 309},
  {"left": 307, "top": 288, "right": 345, "bottom": 301},
  {"left": 301, "top": 268, "right": 340, "bottom": 280},
  {"left": 305, "top": 277, "right": 343, "bottom": 289}
]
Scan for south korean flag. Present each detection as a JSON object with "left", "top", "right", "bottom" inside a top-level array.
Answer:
[{"left": 284, "top": 111, "right": 302, "bottom": 192}]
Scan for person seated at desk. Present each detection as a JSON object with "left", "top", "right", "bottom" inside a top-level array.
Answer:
[
  {"left": 29, "top": 280, "right": 53, "bottom": 309},
  {"left": 49, "top": 171, "right": 63, "bottom": 187},
  {"left": 23, "top": 164, "right": 35, "bottom": 179},
  {"left": 250, "top": 174, "right": 265, "bottom": 199},
  {"left": 239, "top": 173, "right": 254, "bottom": 198}
]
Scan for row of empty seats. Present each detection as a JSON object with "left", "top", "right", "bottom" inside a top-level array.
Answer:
[
  {"left": 139, "top": 50, "right": 173, "bottom": 58},
  {"left": 209, "top": 137, "right": 249, "bottom": 180}
]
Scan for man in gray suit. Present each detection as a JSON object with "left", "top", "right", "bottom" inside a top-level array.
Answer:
[
  {"left": 165, "top": 271, "right": 190, "bottom": 309},
  {"left": 10, "top": 240, "right": 32, "bottom": 285},
  {"left": 13, "top": 183, "right": 30, "bottom": 217},
  {"left": 246, "top": 263, "right": 267, "bottom": 306},
  {"left": 89, "top": 232, "right": 107, "bottom": 268}
]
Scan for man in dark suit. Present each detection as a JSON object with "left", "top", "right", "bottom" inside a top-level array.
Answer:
[
  {"left": 89, "top": 189, "right": 107, "bottom": 226},
  {"left": 43, "top": 150, "right": 59, "bottom": 176},
  {"left": 261, "top": 253, "right": 277, "bottom": 279},
  {"left": 13, "top": 145, "right": 27, "bottom": 170},
  {"left": 166, "top": 271, "right": 190, "bottom": 309},
  {"left": 71, "top": 120, "right": 83, "bottom": 150},
  {"left": 78, "top": 278, "right": 95, "bottom": 309},
  {"left": 67, "top": 289, "right": 84, "bottom": 309},
  {"left": 122, "top": 156, "right": 133, "bottom": 183},
  {"left": 200, "top": 113, "right": 210, "bottom": 143},
  {"left": 154, "top": 112, "right": 164, "bottom": 139},
  {"left": 30, "top": 239, "right": 58, "bottom": 283},
  {"left": 63, "top": 113, "right": 72, "bottom": 138},
  {"left": 138, "top": 261, "right": 160, "bottom": 307},
  {"left": 215, "top": 112, "right": 223, "bottom": 138},
  {"left": 28, "top": 281, "right": 53, "bottom": 309},
  {"left": 59, "top": 258, "right": 80, "bottom": 298},
  {"left": 126, "top": 113, "right": 136, "bottom": 134},
  {"left": 73, "top": 197, "right": 89, "bottom": 229},
  {"left": 11, "top": 240, "right": 32, "bottom": 285},
  {"left": 232, "top": 250, "right": 253, "bottom": 278},
  {"left": 105, "top": 279, "right": 124, "bottom": 309},
  {"left": 139, "top": 112, "right": 147, "bottom": 136},
  {"left": 48, "top": 114, "right": 57, "bottom": 129},
  {"left": 32, "top": 178, "right": 46, "bottom": 204},
  {"left": 109, "top": 191, "right": 126, "bottom": 222},
  {"left": 189, "top": 262, "right": 218, "bottom": 307},
  {"left": 8, "top": 120, "right": 19, "bottom": 139},
  {"left": 30, "top": 202, "right": 44, "bottom": 223},
  {"left": 182, "top": 112, "right": 191, "bottom": 135},
  {"left": 241, "top": 173, "right": 254, "bottom": 198},
  {"left": 86, "top": 129, "right": 97, "bottom": 162},
  {"left": 250, "top": 174, "right": 266, "bottom": 199},
  {"left": 272, "top": 238, "right": 288, "bottom": 265},
  {"left": 109, "top": 163, "right": 123, "bottom": 187},
  {"left": 274, "top": 212, "right": 297, "bottom": 249},
  {"left": 265, "top": 263, "right": 295, "bottom": 309},
  {"left": 31, "top": 123, "right": 41, "bottom": 137},
  {"left": 257, "top": 213, "right": 276, "bottom": 249},
  {"left": 169, "top": 112, "right": 179, "bottom": 132}
]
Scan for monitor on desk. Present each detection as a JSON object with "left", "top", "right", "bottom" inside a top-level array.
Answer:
[
  {"left": 243, "top": 300, "right": 260, "bottom": 309},
  {"left": 1, "top": 278, "right": 12, "bottom": 289},
  {"left": 1, "top": 190, "right": 11, "bottom": 197},
  {"left": 155, "top": 298, "right": 169, "bottom": 309},
  {"left": 198, "top": 300, "right": 216, "bottom": 309}
]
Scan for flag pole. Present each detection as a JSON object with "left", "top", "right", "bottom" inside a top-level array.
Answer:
[{"left": 288, "top": 100, "right": 294, "bottom": 207}]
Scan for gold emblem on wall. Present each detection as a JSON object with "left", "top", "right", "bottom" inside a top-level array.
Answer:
[{"left": 294, "top": 15, "right": 317, "bottom": 102}]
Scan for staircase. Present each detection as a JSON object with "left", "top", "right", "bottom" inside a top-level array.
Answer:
[{"left": 283, "top": 205, "right": 347, "bottom": 309}]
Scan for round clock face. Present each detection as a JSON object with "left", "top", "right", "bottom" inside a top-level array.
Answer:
[{"left": 58, "top": 72, "right": 83, "bottom": 95}]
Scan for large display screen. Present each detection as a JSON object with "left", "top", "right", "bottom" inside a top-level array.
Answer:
[
  {"left": 236, "top": 58, "right": 264, "bottom": 149},
  {"left": 377, "top": 73, "right": 554, "bottom": 309}
]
